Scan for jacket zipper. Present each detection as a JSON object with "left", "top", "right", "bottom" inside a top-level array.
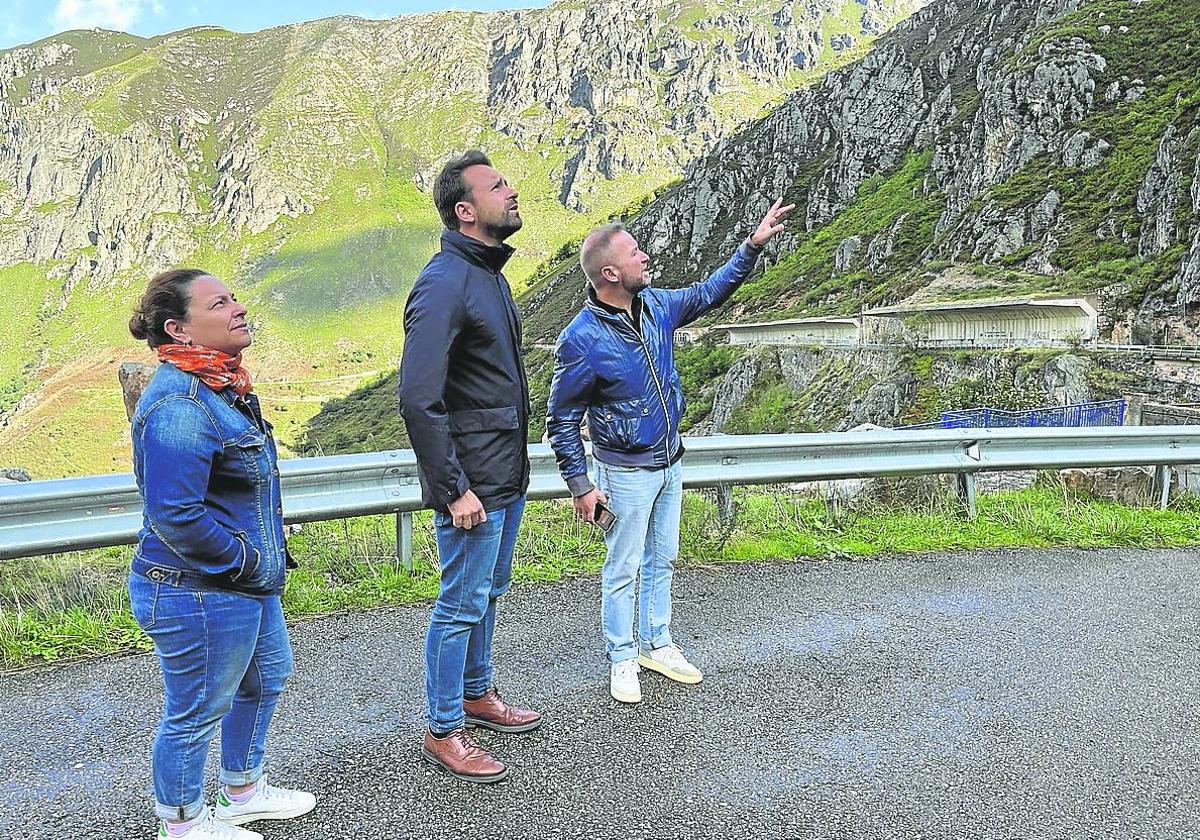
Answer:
[{"left": 622, "top": 312, "right": 673, "bottom": 464}]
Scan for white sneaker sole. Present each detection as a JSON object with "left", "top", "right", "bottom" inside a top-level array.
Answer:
[
  {"left": 637, "top": 654, "right": 703, "bottom": 684},
  {"left": 610, "top": 683, "right": 642, "bottom": 703},
  {"left": 609, "top": 676, "right": 648, "bottom": 700},
  {"left": 215, "top": 798, "right": 316, "bottom": 826},
  {"left": 203, "top": 822, "right": 264, "bottom": 839}
]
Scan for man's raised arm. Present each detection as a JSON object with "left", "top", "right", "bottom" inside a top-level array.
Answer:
[{"left": 662, "top": 196, "right": 795, "bottom": 328}]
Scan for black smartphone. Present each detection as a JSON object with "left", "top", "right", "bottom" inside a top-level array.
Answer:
[{"left": 594, "top": 501, "right": 617, "bottom": 533}]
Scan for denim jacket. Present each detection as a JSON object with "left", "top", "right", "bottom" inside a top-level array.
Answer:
[
  {"left": 546, "top": 240, "right": 761, "bottom": 496},
  {"left": 130, "top": 362, "right": 287, "bottom": 596}
]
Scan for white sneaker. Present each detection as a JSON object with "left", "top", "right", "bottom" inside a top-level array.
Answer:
[
  {"left": 213, "top": 777, "right": 316, "bottom": 826},
  {"left": 158, "top": 808, "right": 263, "bottom": 840},
  {"left": 638, "top": 643, "right": 704, "bottom": 684},
  {"left": 610, "top": 659, "right": 642, "bottom": 703}
]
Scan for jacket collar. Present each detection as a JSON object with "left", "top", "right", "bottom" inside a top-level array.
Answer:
[
  {"left": 585, "top": 285, "right": 644, "bottom": 323},
  {"left": 441, "top": 229, "right": 515, "bottom": 275}
]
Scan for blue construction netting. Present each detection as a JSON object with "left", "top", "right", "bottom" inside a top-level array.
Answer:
[{"left": 935, "top": 399, "right": 1126, "bottom": 429}]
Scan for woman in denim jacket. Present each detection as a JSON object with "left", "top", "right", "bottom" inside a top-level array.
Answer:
[{"left": 127, "top": 269, "right": 315, "bottom": 840}]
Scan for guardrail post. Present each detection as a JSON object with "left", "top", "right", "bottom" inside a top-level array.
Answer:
[
  {"left": 1153, "top": 465, "right": 1172, "bottom": 511},
  {"left": 396, "top": 512, "right": 413, "bottom": 571},
  {"left": 716, "top": 484, "right": 736, "bottom": 529},
  {"left": 955, "top": 473, "right": 978, "bottom": 520}
]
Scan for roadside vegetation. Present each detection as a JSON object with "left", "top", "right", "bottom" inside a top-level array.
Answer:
[{"left": 4, "top": 484, "right": 1199, "bottom": 670}]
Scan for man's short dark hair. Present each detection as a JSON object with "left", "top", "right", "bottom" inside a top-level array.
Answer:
[{"left": 433, "top": 150, "right": 492, "bottom": 230}]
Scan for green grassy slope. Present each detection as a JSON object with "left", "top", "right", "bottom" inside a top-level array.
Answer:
[{"left": 0, "top": 3, "right": 922, "bottom": 475}]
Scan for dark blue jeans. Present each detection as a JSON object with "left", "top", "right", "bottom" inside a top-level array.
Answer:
[
  {"left": 425, "top": 497, "right": 525, "bottom": 733},
  {"left": 130, "top": 570, "right": 294, "bottom": 821}
]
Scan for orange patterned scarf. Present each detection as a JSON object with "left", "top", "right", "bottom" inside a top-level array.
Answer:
[{"left": 158, "top": 344, "right": 254, "bottom": 397}]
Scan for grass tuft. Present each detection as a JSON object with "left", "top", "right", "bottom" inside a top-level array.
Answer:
[{"left": 3, "top": 486, "right": 1199, "bottom": 670}]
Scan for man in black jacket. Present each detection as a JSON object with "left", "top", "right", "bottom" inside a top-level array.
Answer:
[{"left": 399, "top": 150, "right": 541, "bottom": 784}]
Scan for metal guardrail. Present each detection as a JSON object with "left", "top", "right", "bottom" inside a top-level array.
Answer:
[
  {"left": 1093, "top": 344, "right": 1200, "bottom": 360},
  {"left": 717, "top": 339, "right": 1200, "bottom": 359},
  {"left": 2, "top": 426, "right": 1199, "bottom": 563}
]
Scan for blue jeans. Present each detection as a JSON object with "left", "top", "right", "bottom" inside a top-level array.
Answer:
[
  {"left": 593, "top": 460, "right": 682, "bottom": 663},
  {"left": 129, "top": 569, "right": 294, "bottom": 821},
  {"left": 426, "top": 497, "right": 525, "bottom": 733}
]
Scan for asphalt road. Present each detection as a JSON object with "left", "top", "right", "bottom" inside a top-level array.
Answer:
[{"left": 2, "top": 547, "right": 1199, "bottom": 840}]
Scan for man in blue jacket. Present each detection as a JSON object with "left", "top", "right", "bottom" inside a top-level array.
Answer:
[
  {"left": 546, "top": 197, "right": 794, "bottom": 704},
  {"left": 399, "top": 150, "right": 541, "bottom": 783}
]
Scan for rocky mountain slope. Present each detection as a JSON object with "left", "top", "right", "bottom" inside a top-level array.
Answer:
[
  {"left": 0, "top": 0, "right": 922, "bottom": 476},
  {"left": 302, "top": 0, "right": 1200, "bottom": 456},
  {"left": 520, "top": 0, "right": 1200, "bottom": 349}
]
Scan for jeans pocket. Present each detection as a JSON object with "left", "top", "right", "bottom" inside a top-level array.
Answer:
[
  {"left": 129, "top": 577, "right": 159, "bottom": 631},
  {"left": 233, "top": 432, "right": 270, "bottom": 486},
  {"left": 597, "top": 462, "right": 637, "bottom": 490}
]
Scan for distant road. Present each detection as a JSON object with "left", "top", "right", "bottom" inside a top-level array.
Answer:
[{"left": 2, "top": 547, "right": 1198, "bottom": 839}]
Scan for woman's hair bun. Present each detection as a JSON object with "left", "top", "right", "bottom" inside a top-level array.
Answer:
[{"left": 129, "top": 268, "right": 209, "bottom": 349}]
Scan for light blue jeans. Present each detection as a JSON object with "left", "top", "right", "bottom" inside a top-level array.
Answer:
[
  {"left": 130, "top": 569, "right": 294, "bottom": 821},
  {"left": 593, "top": 460, "right": 682, "bottom": 663},
  {"left": 426, "top": 497, "right": 525, "bottom": 733}
]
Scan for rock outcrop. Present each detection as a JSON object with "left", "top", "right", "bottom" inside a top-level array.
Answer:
[
  {"left": 0, "top": 0, "right": 923, "bottom": 288},
  {"left": 521, "top": 0, "right": 1200, "bottom": 352},
  {"left": 0, "top": 0, "right": 925, "bottom": 441}
]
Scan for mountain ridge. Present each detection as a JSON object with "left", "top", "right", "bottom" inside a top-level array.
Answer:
[
  {"left": 0, "top": 0, "right": 922, "bottom": 476},
  {"left": 302, "top": 0, "right": 1200, "bottom": 454},
  {"left": 518, "top": 0, "right": 1200, "bottom": 348}
]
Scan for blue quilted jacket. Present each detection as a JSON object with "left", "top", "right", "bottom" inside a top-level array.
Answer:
[{"left": 546, "top": 241, "right": 761, "bottom": 495}]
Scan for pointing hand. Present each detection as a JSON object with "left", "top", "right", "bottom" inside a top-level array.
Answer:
[{"left": 750, "top": 197, "right": 797, "bottom": 248}]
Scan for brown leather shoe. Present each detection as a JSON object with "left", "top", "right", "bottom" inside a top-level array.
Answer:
[
  {"left": 463, "top": 687, "right": 544, "bottom": 734},
  {"left": 421, "top": 729, "right": 509, "bottom": 783}
]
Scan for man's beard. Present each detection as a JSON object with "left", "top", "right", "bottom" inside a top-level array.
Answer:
[
  {"left": 621, "top": 270, "right": 650, "bottom": 293},
  {"left": 482, "top": 211, "right": 523, "bottom": 242}
]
